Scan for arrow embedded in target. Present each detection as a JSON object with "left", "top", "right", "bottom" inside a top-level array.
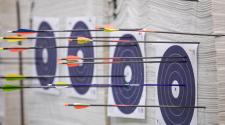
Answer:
[
  {"left": 64, "top": 103, "right": 206, "bottom": 109},
  {"left": 0, "top": 36, "right": 130, "bottom": 43},
  {"left": 58, "top": 60, "right": 187, "bottom": 67},
  {"left": 8, "top": 26, "right": 225, "bottom": 36},
  {"left": 0, "top": 73, "right": 125, "bottom": 81},
  {"left": 0, "top": 82, "right": 186, "bottom": 92},
  {"left": 0, "top": 44, "right": 138, "bottom": 53},
  {"left": 0, "top": 36, "right": 199, "bottom": 44},
  {"left": 59, "top": 55, "right": 187, "bottom": 61}
]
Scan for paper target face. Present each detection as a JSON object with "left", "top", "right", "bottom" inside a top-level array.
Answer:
[
  {"left": 32, "top": 17, "right": 60, "bottom": 95},
  {"left": 61, "top": 17, "right": 96, "bottom": 99},
  {"left": 108, "top": 32, "right": 146, "bottom": 119},
  {"left": 155, "top": 44, "right": 198, "bottom": 125}
]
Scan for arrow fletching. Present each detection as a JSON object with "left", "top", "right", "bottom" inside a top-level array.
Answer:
[
  {"left": 1, "top": 84, "right": 21, "bottom": 92},
  {"left": 75, "top": 37, "right": 92, "bottom": 44},
  {"left": 9, "top": 28, "right": 36, "bottom": 35},
  {"left": 67, "top": 63, "right": 80, "bottom": 67},
  {"left": 66, "top": 55, "right": 81, "bottom": 61},
  {"left": 55, "top": 81, "right": 70, "bottom": 86},
  {"left": 74, "top": 105, "right": 90, "bottom": 109},
  {"left": 103, "top": 25, "right": 118, "bottom": 32},
  {"left": 4, "top": 74, "right": 25, "bottom": 81},
  {"left": 64, "top": 103, "right": 90, "bottom": 109},
  {"left": 58, "top": 61, "right": 81, "bottom": 67},
  {"left": 53, "top": 81, "right": 70, "bottom": 89},
  {"left": 1, "top": 36, "right": 27, "bottom": 42},
  {"left": 8, "top": 48, "right": 27, "bottom": 52}
]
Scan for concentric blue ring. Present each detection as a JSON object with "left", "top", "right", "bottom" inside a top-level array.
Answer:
[
  {"left": 35, "top": 21, "right": 57, "bottom": 87},
  {"left": 111, "top": 34, "right": 144, "bottom": 114},
  {"left": 68, "top": 21, "right": 94, "bottom": 95},
  {"left": 157, "top": 45, "right": 195, "bottom": 125}
]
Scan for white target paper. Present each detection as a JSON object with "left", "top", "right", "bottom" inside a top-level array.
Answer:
[
  {"left": 154, "top": 43, "right": 198, "bottom": 125},
  {"left": 59, "top": 17, "right": 97, "bottom": 100},
  {"left": 108, "top": 31, "right": 146, "bottom": 119},
  {"left": 32, "top": 17, "right": 60, "bottom": 95}
]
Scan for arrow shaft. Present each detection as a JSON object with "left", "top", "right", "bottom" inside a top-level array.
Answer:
[
  {"left": 72, "top": 40, "right": 199, "bottom": 44},
  {"left": 61, "top": 56, "right": 186, "bottom": 61},
  {"left": 0, "top": 86, "right": 54, "bottom": 89},
  {"left": 62, "top": 60, "right": 187, "bottom": 65},
  {"left": 0, "top": 84, "right": 185, "bottom": 90},
  {"left": 51, "top": 83, "right": 185, "bottom": 87},
  {"left": 3, "top": 36, "right": 132, "bottom": 39},
  {"left": 2, "top": 44, "right": 138, "bottom": 51},
  {"left": 91, "top": 105, "right": 205, "bottom": 108},
  {"left": 66, "top": 104, "right": 206, "bottom": 109},
  {"left": 0, "top": 75, "right": 124, "bottom": 79},
  {"left": 10, "top": 28, "right": 224, "bottom": 37}
]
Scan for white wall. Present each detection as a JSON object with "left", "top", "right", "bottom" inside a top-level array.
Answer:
[{"left": 0, "top": 0, "right": 223, "bottom": 125}]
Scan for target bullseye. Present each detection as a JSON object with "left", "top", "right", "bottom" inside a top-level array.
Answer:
[
  {"left": 42, "top": 48, "right": 48, "bottom": 64},
  {"left": 171, "top": 80, "right": 179, "bottom": 98},
  {"left": 124, "top": 65, "right": 132, "bottom": 83},
  {"left": 77, "top": 49, "right": 84, "bottom": 66}
]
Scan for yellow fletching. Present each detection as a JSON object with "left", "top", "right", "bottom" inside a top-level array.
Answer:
[
  {"left": 4, "top": 36, "right": 26, "bottom": 42},
  {"left": 5, "top": 74, "right": 25, "bottom": 81},
  {"left": 55, "top": 81, "right": 69, "bottom": 85},
  {"left": 5, "top": 73, "right": 23, "bottom": 78},
  {"left": 104, "top": 27, "right": 118, "bottom": 32},
  {"left": 77, "top": 37, "right": 92, "bottom": 44},
  {"left": 0, "top": 48, "right": 4, "bottom": 51}
]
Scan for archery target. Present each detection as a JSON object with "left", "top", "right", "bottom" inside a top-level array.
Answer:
[
  {"left": 32, "top": 17, "right": 60, "bottom": 95},
  {"left": 60, "top": 17, "right": 96, "bottom": 99},
  {"left": 108, "top": 31, "right": 146, "bottom": 119},
  {"left": 155, "top": 43, "right": 198, "bottom": 125}
]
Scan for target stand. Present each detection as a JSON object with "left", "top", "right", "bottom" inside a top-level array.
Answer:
[{"left": 108, "top": 31, "right": 146, "bottom": 119}]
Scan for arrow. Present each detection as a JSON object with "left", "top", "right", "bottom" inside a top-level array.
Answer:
[
  {"left": 0, "top": 36, "right": 129, "bottom": 43},
  {"left": 0, "top": 83, "right": 186, "bottom": 92},
  {"left": 64, "top": 103, "right": 206, "bottom": 109},
  {"left": 0, "top": 36, "right": 199, "bottom": 44},
  {"left": 0, "top": 73, "right": 124, "bottom": 81},
  {"left": 0, "top": 84, "right": 52, "bottom": 92},
  {"left": 59, "top": 60, "right": 187, "bottom": 67},
  {"left": 59, "top": 55, "right": 187, "bottom": 61},
  {"left": 50, "top": 83, "right": 186, "bottom": 87},
  {"left": 0, "top": 44, "right": 138, "bottom": 53},
  {"left": 0, "top": 36, "right": 27, "bottom": 42},
  {"left": 8, "top": 26, "right": 225, "bottom": 37}
]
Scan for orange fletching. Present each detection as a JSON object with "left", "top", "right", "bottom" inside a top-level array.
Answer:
[
  {"left": 74, "top": 105, "right": 89, "bottom": 109},
  {"left": 67, "top": 63, "right": 80, "bottom": 67},
  {"left": 16, "top": 32, "right": 34, "bottom": 35},
  {"left": 9, "top": 48, "right": 27, "bottom": 52},
  {"left": 67, "top": 55, "right": 80, "bottom": 61}
]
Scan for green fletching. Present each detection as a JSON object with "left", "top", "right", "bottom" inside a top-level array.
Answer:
[{"left": 1, "top": 84, "right": 21, "bottom": 92}]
